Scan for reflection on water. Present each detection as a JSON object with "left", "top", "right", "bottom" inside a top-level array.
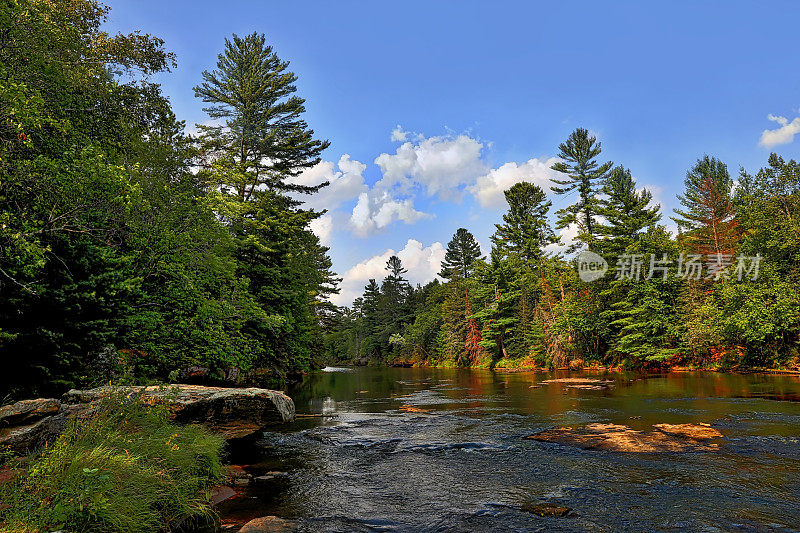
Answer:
[{"left": 222, "top": 368, "right": 800, "bottom": 531}]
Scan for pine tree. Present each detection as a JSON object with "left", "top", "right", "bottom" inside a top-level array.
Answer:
[
  {"left": 439, "top": 228, "right": 483, "bottom": 279},
  {"left": 672, "top": 155, "right": 739, "bottom": 257},
  {"left": 596, "top": 165, "right": 661, "bottom": 258},
  {"left": 491, "top": 182, "right": 557, "bottom": 267},
  {"left": 192, "top": 32, "right": 337, "bottom": 373},
  {"left": 193, "top": 32, "right": 329, "bottom": 199},
  {"left": 551, "top": 128, "right": 613, "bottom": 250}
]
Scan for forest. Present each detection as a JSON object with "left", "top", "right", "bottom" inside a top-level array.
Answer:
[
  {"left": 0, "top": 0, "right": 338, "bottom": 400},
  {"left": 323, "top": 134, "right": 800, "bottom": 371},
  {"left": 2, "top": 0, "right": 800, "bottom": 405}
]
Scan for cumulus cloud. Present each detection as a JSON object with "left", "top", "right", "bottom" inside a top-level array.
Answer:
[
  {"left": 349, "top": 192, "right": 432, "bottom": 236},
  {"left": 309, "top": 213, "right": 334, "bottom": 246},
  {"left": 759, "top": 113, "right": 800, "bottom": 147},
  {"left": 469, "top": 157, "right": 561, "bottom": 209},
  {"left": 331, "top": 239, "right": 446, "bottom": 306},
  {"left": 374, "top": 133, "right": 486, "bottom": 198},
  {"left": 391, "top": 125, "right": 409, "bottom": 142},
  {"left": 289, "top": 154, "right": 368, "bottom": 211}
]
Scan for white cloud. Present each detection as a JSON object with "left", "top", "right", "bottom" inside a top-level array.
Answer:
[
  {"left": 374, "top": 133, "right": 486, "bottom": 199},
  {"left": 309, "top": 213, "right": 334, "bottom": 246},
  {"left": 469, "top": 157, "right": 561, "bottom": 209},
  {"left": 759, "top": 113, "right": 800, "bottom": 147},
  {"left": 391, "top": 125, "right": 409, "bottom": 142},
  {"left": 349, "top": 192, "right": 432, "bottom": 236},
  {"left": 544, "top": 222, "right": 578, "bottom": 256},
  {"left": 331, "top": 239, "right": 445, "bottom": 306},
  {"left": 290, "top": 154, "right": 368, "bottom": 211}
]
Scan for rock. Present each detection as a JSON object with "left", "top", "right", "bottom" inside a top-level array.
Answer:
[
  {"left": 210, "top": 485, "right": 237, "bottom": 505},
  {"left": 253, "top": 471, "right": 289, "bottom": 484},
  {"left": 0, "top": 403, "right": 89, "bottom": 454},
  {"left": 540, "top": 377, "right": 614, "bottom": 390},
  {"left": 526, "top": 422, "right": 722, "bottom": 453},
  {"left": 239, "top": 516, "right": 298, "bottom": 533},
  {"left": 225, "top": 465, "right": 252, "bottom": 486},
  {"left": 63, "top": 384, "right": 295, "bottom": 440},
  {"left": 0, "top": 398, "right": 60, "bottom": 427},
  {"left": 521, "top": 503, "right": 571, "bottom": 517}
]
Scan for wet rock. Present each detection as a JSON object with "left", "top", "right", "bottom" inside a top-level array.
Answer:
[
  {"left": 0, "top": 398, "right": 60, "bottom": 427},
  {"left": 540, "top": 377, "right": 614, "bottom": 390},
  {"left": 253, "top": 471, "right": 289, "bottom": 484},
  {"left": 521, "top": 502, "right": 571, "bottom": 517},
  {"left": 225, "top": 465, "right": 252, "bottom": 486},
  {"left": 526, "top": 422, "right": 723, "bottom": 452},
  {"left": 210, "top": 485, "right": 237, "bottom": 505},
  {"left": 238, "top": 516, "right": 299, "bottom": 532},
  {"left": 63, "top": 384, "right": 295, "bottom": 440}
]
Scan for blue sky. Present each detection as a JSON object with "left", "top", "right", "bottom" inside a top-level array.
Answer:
[{"left": 105, "top": 1, "right": 800, "bottom": 304}]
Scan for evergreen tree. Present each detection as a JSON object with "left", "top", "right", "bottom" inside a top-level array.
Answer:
[
  {"left": 551, "top": 128, "right": 613, "bottom": 250},
  {"left": 439, "top": 228, "right": 483, "bottom": 279},
  {"left": 672, "top": 155, "right": 739, "bottom": 257},
  {"left": 596, "top": 166, "right": 661, "bottom": 258},
  {"left": 491, "top": 182, "right": 557, "bottom": 267},
  {"left": 193, "top": 32, "right": 329, "bottom": 198},
  {"left": 192, "top": 32, "right": 337, "bottom": 373}
]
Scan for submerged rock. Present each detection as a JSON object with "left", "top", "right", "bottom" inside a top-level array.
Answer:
[
  {"left": 521, "top": 502, "right": 572, "bottom": 517},
  {"left": 238, "top": 516, "right": 298, "bottom": 532},
  {"left": 526, "top": 422, "right": 723, "bottom": 452},
  {"left": 539, "top": 377, "right": 615, "bottom": 390}
]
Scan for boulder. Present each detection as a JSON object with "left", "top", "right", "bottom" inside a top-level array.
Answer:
[
  {"left": 0, "top": 403, "right": 89, "bottom": 454},
  {"left": 526, "top": 422, "right": 723, "bottom": 453},
  {"left": 521, "top": 502, "right": 571, "bottom": 517},
  {"left": 0, "top": 385, "right": 295, "bottom": 454},
  {"left": 239, "top": 516, "right": 298, "bottom": 533},
  {"left": 63, "top": 385, "right": 295, "bottom": 440},
  {"left": 0, "top": 398, "right": 60, "bottom": 427}
]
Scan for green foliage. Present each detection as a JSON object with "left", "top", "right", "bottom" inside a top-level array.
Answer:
[
  {"left": 439, "top": 228, "right": 483, "bottom": 279},
  {"left": 0, "top": 391, "right": 225, "bottom": 533},
  {"left": 550, "top": 128, "right": 613, "bottom": 250}
]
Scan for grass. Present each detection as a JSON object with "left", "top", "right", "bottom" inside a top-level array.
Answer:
[{"left": 0, "top": 390, "right": 225, "bottom": 533}]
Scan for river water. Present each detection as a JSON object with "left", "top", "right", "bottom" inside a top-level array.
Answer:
[{"left": 221, "top": 367, "right": 800, "bottom": 532}]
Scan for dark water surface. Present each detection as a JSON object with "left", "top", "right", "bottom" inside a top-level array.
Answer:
[{"left": 225, "top": 368, "right": 800, "bottom": 532}]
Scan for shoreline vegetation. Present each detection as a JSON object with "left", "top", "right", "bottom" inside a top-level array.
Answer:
[{"left": 0, "top": 392, "right": 226, "bottom": 533}]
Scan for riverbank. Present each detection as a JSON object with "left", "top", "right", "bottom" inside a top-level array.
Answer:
[{"left": 0, "top": 386, "right": 296, "bottom": 533}]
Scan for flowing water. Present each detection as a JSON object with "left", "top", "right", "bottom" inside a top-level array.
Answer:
[{"left": 220, "top": 367, "right": 800, "bottom": 532}]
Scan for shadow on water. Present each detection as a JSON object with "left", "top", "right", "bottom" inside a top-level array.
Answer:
[{"left": 219, "top": 368, "right": 800, "bottom": 532}]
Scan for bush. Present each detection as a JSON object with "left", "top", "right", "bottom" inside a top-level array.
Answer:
[{"left": 0, "top": 391, "right": 225, "bottom": 532}]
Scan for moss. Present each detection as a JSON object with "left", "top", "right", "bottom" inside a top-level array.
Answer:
[{"left": 0, "top": 391, "right": 225, "bottom": 533}]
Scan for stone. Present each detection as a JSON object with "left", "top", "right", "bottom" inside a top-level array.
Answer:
[
  {"left": 238, "top": 516, "right": 299, "bottom": 532},
  {"left": 0, "top": 398, "right": 60, "bottom": 427},
  {"left": 521, "top": 503, "right": 571, "bottom": 517},
  {"left": 63, "top": 384, "right": 295, "bottom": 440},
  {"left": 0, "top": 404, "right": 89, "bottom": 454},
  {"left": 526, "top": 422, "right": 722, "bottom": 453},
  {"left": 253, "top": 471, "right": 289, "bottom": 484},
  {"left": 210, "top": 485, "right": 237, "bottom": 505},
  {"left": 539, "top": 377, "right": 614, "bottom": 390}
]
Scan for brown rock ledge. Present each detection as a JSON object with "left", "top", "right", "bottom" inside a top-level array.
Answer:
[{"left": 526, "top": 422, "right": 723, "bottom": 452}]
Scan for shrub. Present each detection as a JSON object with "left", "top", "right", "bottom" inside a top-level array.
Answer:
[{"left": 0, "top": 391, "right": 225, "bottom": 532}]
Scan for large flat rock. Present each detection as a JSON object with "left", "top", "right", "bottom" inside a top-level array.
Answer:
[
  {"left": 63, "top": 385, "right": 295, "bottom": 439},
  {"left": 0, "top": 385, "right": 295, "bottom": 453},
  {"left": 526, "top": 422, "right": 723, "bottom": 452}
]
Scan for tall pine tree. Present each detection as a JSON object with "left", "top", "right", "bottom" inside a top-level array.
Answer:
[
  {"left": 551, "top": 128, "right": 613, "bottom": 250},
  {"left": 439, "top": 228, "right": 483, "bottom": 279}
]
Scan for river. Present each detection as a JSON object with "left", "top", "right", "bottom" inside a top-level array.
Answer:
[{"left": 220, "top": 367, "right": 800, "bottom": 531}]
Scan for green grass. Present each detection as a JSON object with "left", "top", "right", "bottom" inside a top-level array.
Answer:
[{"left": 0, "top": 391, "right": 225, "bottom": 533}]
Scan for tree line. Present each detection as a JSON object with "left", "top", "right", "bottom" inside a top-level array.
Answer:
[
  {"left": 324, "top": 129, "right": 800, "bottom": 370},
  {"left": 0, "top": 0, "right": 337, "bottom": 398}
]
